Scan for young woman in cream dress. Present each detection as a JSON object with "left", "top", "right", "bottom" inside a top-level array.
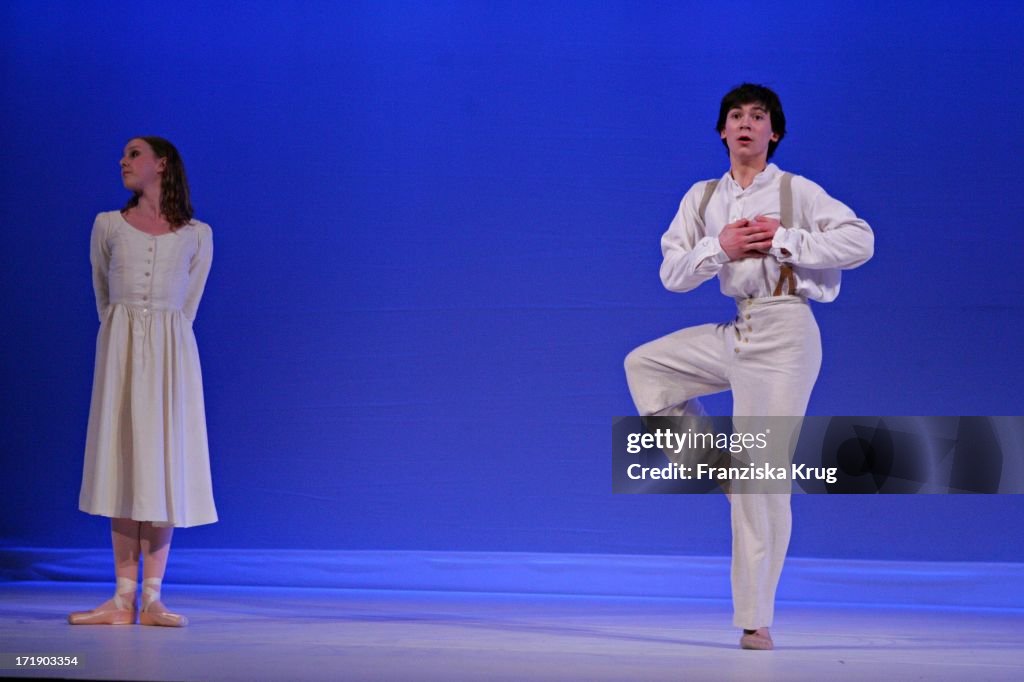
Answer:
[{"left": 70, "top": 137, "right": 216, "bottom": 627}]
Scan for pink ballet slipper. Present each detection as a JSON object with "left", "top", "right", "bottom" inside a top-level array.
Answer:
[
  {"left": 139, "top": 599, "right": 188, "bottom": 627},
  {"left": 68, "top": 596, "right": 136, "bottom": 625},
  {"left": 740, "top": 627, "right": 774, "bottom": 650}
]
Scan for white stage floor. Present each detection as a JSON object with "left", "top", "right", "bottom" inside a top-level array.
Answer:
[{"left": 2, "top": 582, "right": 1022, "bottom": 681}]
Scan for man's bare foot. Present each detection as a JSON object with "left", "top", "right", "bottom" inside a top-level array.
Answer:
[{"left": 740, "top": 627, "right": 773, "bottom": 650}]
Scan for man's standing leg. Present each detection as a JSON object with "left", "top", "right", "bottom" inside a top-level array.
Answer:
[{"left": 728, "top": 297, "right": 821, "bottom": 644}]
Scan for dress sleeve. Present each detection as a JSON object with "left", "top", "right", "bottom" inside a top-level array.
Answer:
[
  {"left": 90, "top": 214, "right": 111, "bottom": 322},
  {"left": 659, "top": 182, "right": 730, "bottom": 292},
  {"left": 182, "top": 223, "right": 214, "bottom": 323},
  {"left": 769, "top": 178, "right": 874, "bottom": 270}
]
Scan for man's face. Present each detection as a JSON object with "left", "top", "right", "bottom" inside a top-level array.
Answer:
[{"left": 720, "top": 102, "right": 779, "bottom": 163}]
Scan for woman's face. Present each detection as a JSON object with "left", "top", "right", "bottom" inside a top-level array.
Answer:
[{"left": 120, "top": 139, "right": 165, "bottom": 192}]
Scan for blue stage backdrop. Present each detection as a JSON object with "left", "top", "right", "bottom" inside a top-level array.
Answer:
[{"left": 1, "top": 1, "right": 1022, "bottom": 562}]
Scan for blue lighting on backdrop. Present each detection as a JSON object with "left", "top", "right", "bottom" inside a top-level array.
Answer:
[{"left": 1, "top": 1, "right": 1022, "bottom": 563}]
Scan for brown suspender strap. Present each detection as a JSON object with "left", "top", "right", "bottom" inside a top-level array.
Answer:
[
  {"left": 773, "top": 172, "right": 796, "bottom": 296},
  {"left": 697, "top": 179, "right": 718, "bottom": 226},
  {"left": 779, "top": 172, "right": 794, "bottom": 227},
  {"left": 773, "top": 264, "right": 796, "bottom": 296}
]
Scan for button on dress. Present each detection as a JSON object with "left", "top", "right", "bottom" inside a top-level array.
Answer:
[{"left": 78, "top": 211, "right": 217, "bottom": 527}]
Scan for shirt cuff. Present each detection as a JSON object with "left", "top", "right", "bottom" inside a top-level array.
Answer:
[
  {"left": 709, "top": 238, "right": 731, "bottom": 265},
  {"left": 770, "top": 228, "right": 799, "bottom": 262}
]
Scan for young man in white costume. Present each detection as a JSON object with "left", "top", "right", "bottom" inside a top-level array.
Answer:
[{"left": 624, "top": 83, "right": 873, "bottom": 650}]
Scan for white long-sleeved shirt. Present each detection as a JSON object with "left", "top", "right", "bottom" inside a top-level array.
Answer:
[{"left": 659, "top": 163, "right": 873, "bottom": 302}]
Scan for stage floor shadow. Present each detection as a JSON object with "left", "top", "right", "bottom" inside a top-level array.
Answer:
[{"left": 1, "top": 582, "right": 1022, "bottom": 681}]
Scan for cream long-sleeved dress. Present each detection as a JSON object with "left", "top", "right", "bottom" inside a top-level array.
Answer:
[{"left": 78, "top": 210, "right": 218, "bottom": 527}]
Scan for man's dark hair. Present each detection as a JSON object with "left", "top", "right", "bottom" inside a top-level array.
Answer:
[{"left": 715, "top": 83, "right": 786, "bottom": 160}]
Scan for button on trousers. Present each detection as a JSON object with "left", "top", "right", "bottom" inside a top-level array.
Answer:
[{"left": 624, "top": 295, "right": 821, "bottom": 628}]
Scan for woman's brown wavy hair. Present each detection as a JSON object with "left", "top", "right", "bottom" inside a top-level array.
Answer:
[{"left": 122, "top": 136, "right": 194, "bottom": 230}]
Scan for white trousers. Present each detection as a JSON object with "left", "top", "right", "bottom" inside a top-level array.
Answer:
[{"left": 624, "top": 295, "right": 821, "bottom": 629}]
